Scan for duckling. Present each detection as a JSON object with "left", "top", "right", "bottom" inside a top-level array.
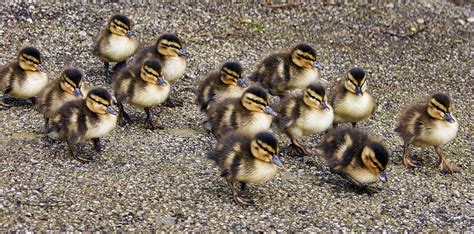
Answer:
[
  {"left": 114, "top": 59, "right": 170, "bottom": 130},
  {"left": 37, "top": 68, "right": 87, "bottom": 130},
  {"left": 93, "top": 14, "right": 139, "bottom": 81},
  {"left": 319, "top": 127, "right": 389, "bottom": 190},
  {"left": 248, "top": 43, "right": 323, "bottom": 97},
  {"left": 329, "top": 67, "right": 375, "bottom": 128},
  {"left": 395, "top": 93, "right": 459, "bottom": 173},
  {"left": 277, "top": 82, "right": 334, "bottom": 156},
  {"left": 133, "top": 33, "right": 189, "bottom": 84},
  {"left": 207, "top": 87, "right": 277, "bottom": 139},
  {"left": 196, "top": 61, "right": 246, "bottom": 112},
  {"left": 47, "top": 87, "right": 118, "bottom": 162},
  {"left": 208, "top": 131, "right": 284, "bottom": 207},
  {"left": 0, "top": 47, "right": 47, "bottom": 109}
]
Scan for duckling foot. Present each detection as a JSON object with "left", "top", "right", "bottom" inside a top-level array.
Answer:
[
  {"left": 0, "top": 101, "right": 12, "bottom": 110},
  {"left": 144, "top": 122, "right": 155, "bottom": 130},
  {"left": 434, "top": 146, "right": 460, "bottom": 173},
  {"left": 403, "top": 143, "right": 418, "bottom": 168},
  {"left": 233, "top": 195, "right": 253, "bottom": 208},
  {"left": 163, "top": 98, "right": 183, "bottom": 108},
  {"left": 290, "top": 139, "right": 314, "bottom": 156}
]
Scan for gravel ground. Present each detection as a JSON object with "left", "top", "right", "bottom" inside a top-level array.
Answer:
[{"left": 0, "top": 1, "right": 472, "bottom": 232}]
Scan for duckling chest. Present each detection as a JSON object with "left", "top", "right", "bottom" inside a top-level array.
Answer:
[
  {"left": 104, "top": 35, "right": 139, "bottom": 61},
  {"left": 415, "top": 120, "right": 459, "bottom": 147},
  {"left": 346, "top": 167, "right": 380, "bottom": 184},
  {"left": 86, "top": 114, "right": 117, "bottom": 139},
  {"left": 11, "top": 71, "right": 48, "bottom": 98},
  {"left": 240, "top": 112, "right": 273, "bottom": 135},
  {"left": 288, "top": 68, "right": 319, "bottom": 90},
  {"left": 334, "top": 93, "right": 375, "bottom": 122},
  {"left": 131, "top": 84, "right": 170, "bottom": 107},
  {"left": 162, "top": 57, "right": 187, "bottom": 83},
  {"left": 295, "top": 108, "right": 334, "bottom": 135},
  {"left": 214, "top": 85, "right": 245, "bottom": 103},
  {"left": 236, "top": 160, "right": 278, "bottom": 184}
]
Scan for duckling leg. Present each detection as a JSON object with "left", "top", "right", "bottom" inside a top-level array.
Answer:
[
  {"left": 225, "top": 178, "right": 252, "bottom": 207},
  {"left": 351, "top": 122, "right": 357, "bottom": 128},
  {"left": 67, "top": 141, "right": 91, "bottom": 163},
  {"left": 117, "top": 101, "right": 132, "bottom": 125},
  {"left": 402, "top": 142, "right": 418, "bottom": 168},
  {"left": 103, "top": 62, "right": 112, "bottom": 83},
  {"left": 291, "top": 138, "right": 313, "bottom": 156},
  {"left": 240, "top": 182, "right": 247, "bottom": 191},
  {"left": 112, "top": 61, "right": 126, "bottom": 72},
  {"left": 92, "top": 138, "right": 102, "bottom": 152},
  {"left": 332, "top": 123, "right": 338, "bottom": 128},
  {"left": 144, "top": 107, "right": 155, "bottom": 130},
  {"left": 434, "top": 146, "right": 460, "bottom": 173}
]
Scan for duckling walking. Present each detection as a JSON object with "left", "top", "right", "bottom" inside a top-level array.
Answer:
[
  {"left": 395, "top": 93, "right": 459, "bottom": 173},
  {"left": 207, "top": 87, "right": 277, "bottom": 139},
  {"left": 93, "top": 14, "right": 139, "bottom": 81},
  {"left": 277, "top": 82, "right": 333, "bottom": 156},
  {"left": 249, "top": 44, "right": 323, "bottom": 96},
  {"left": 196, "top": 61, "right": 246, "bottom": 112},
  {"left": 320, "top": 127, "right": 390, "bottom": 190},
  {"left": 47, "top": 87, "right": 118, "bottom": 162},
  {"left": 114, "top": 59, "right": 170, "bottom": 130},
  {"left": 208, "top": 131, "right": 284, "bottom": 207},
  {"left": 330, "top": 67, "right": 375, "bottom": 128},
  {"left": 0, "top": 47, "right": 47, "bottom": 109},
  {"left": 37, "top": 68, "right": 86, "bottom": 130},
  {"left": 133, "top": 33, "right": 188, "bottom": 84}
]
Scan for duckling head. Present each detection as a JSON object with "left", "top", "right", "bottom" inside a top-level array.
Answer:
[
  {"left": 427, "top": 93, "right": 455, "bottom": 123},
  {"left": 60, "top": 68, "right": 84, "bottom": 97},
  {"left": 361, "top": 142, "right": 390, "bottom": 183},
  {"left": 18, "top": 47, "right": 46, "bottom": 73},
  {"left": 241, "top": 87, "right": 277, "bottom": 116},
  {"left": 86, "top": 87, "right": 118, "bottom": 115},
  {"left": 344, "top": 67, "right": 367, "bottom": 96},
  {"left": 220, "top": 61, "right": 245, "bottom": 87},
  {"left": 108, "top": 14, "right": 134, "bottom": 37},
  {"left": 303, "top": 82, "right": 330, "bottom": 111},
  {"left": 250, "top": 132, "right": 283, "bottom": 168},
  {"left": 290, "top": 44, "right": 323, "bottom": 70},
  {"left": 140, "top": 59, "right": 166, "bottom": 86},
  {"left": 155, "top": 33, "right": 189, "bottom": 57}
]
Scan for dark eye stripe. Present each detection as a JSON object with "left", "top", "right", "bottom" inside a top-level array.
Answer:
[
  {"left": 256, "top": 142, "right": 274, "bottom": 155},
  {"left": 22, "top": 56, "right": 37, "bottom": 63},
  {"left": 163, "top": 43, "right": 180, "bottom": 49},
  {"left": 431, "top": 103, "right": 446, "bottom": 112},
  {"left": 299, "top": 54, "right": 314, "bottom": 61},
  {"left": 223, "top": 70, "right": 239, "bottom": 78},
  {"left": 248, "top": 97, "right": 266, "bottom": 106},
  {"left": 307, "top": 92, "right": 320, "bottom": 101}
]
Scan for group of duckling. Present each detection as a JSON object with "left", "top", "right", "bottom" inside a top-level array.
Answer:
[{"left": 0, "top": 14, "right": 460, "bottom": 207}]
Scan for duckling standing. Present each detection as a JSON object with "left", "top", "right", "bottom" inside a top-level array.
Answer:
[
  {"left": 319, "top": 127, "right": 389, "bottom": 190},
  {"left": 93, "top": 14, "right": 139, "bottom": 81},
  {"left": 133, "top": 33, "right": 189, "bottom": 84},
  {"left": 277, "top": 82, "right": 333, "bottom": 156},
  {"left": 196, "top": 61, "right": 246, "bottom": 112},
  {"left": 248, "top": 43, "right": 323, "bottom": 97},
  {"left": 47, "top": 87, "right": 118, "bottom": 162},
  {"left": 207, "top": 87, "right": 277, "bottom": 139},
  {"left": 37, "top": 68, "right": 87, "bottom": 130},
  {"left": 208, "top": 131, "right": 284, "bottom": 207},
  {"left": 330, "top": 67, "right": 375, "bottom": 128},
  {"left": 395, "top": 93, "right": 459, "bottom": 173},
  {"left": 114, "top": 59, "right": 170, "bottom": 130},
  {"left": 0, "top": 47, "right": 47, "bottom": 109}
]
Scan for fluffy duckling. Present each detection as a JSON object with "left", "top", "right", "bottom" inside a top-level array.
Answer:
[
  {"left": 207, "top": 87, "right": 277, "bottom": 139},
  {"left": 320, "top": 127, "right": 389, "bottom": 189},
  {"left": 395, "top": 93, "right": 459, "bottom": 173},
  {"left": 196, "top": 61, "right": 246, "bottom": 112},
  {"left": 248, "top": 43, "right": 323, "bottom": 97},
  {"left": 133, "top": 33, "right": 189, "bottom": 83},
  {"left": 37, "top": 68, "right": 87, "bottom": 130},
  {"left": 330, "top": 67, "right": 375, "bottom": 128},
  {"left": 0, "top": 47, "right": 47, "bottom": 109},
  {"left": 47, "top": 87, "right": 118, "bottom": 162},
  {"left": 277, "top": 82, "right": 333, "bottom": 156},
  {"left": 208, "top": 131, "right": 284, "bottom": 207},
  {"left": 114, "top": 59, "right": 170, "bottom": 130},
  {"left": 93, "top": 14, "right": 139, "bottom": 81}
]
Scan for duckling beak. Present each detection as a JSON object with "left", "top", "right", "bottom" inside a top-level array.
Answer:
[
  {"left": 379, "top": 171, "right": 388, "bottom": 183},
  {"left": 73, "top": 88, "right": 83, "bottom": 97},
  {"left": 313, "top": 61, "right": 323, "bottom": 70},
  {"left": 178, "top": 49, "right": 189, "bottom": 57},
  {"left": 37, "top": 64, "right": 47, "bottom": 73},
  {"left": 237, "top": 78, "right": 246, "bottom": 87},
  {"left": 321, "top": 101, "right": 330, "bottom": 112},
  {"left": 156, "top": 76, "right": 166, "bottom": 86},
  {"left": 127, "top": 30, "right": 135, "bottom": 37},
  {"left": 444, "top": 112, "right": 455, "bottom": 123},
  {"left": 272, "top": 154, "right": 284, "bottom": 168},
  {"left": 355, "top": 86, "right": 363, "bottom": 96},
  {"left": 107, "top": 105, "right": 118, "bottom": 115},
  {"left": 264, "top": 106, "right": 277, "bottom": 116}
]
